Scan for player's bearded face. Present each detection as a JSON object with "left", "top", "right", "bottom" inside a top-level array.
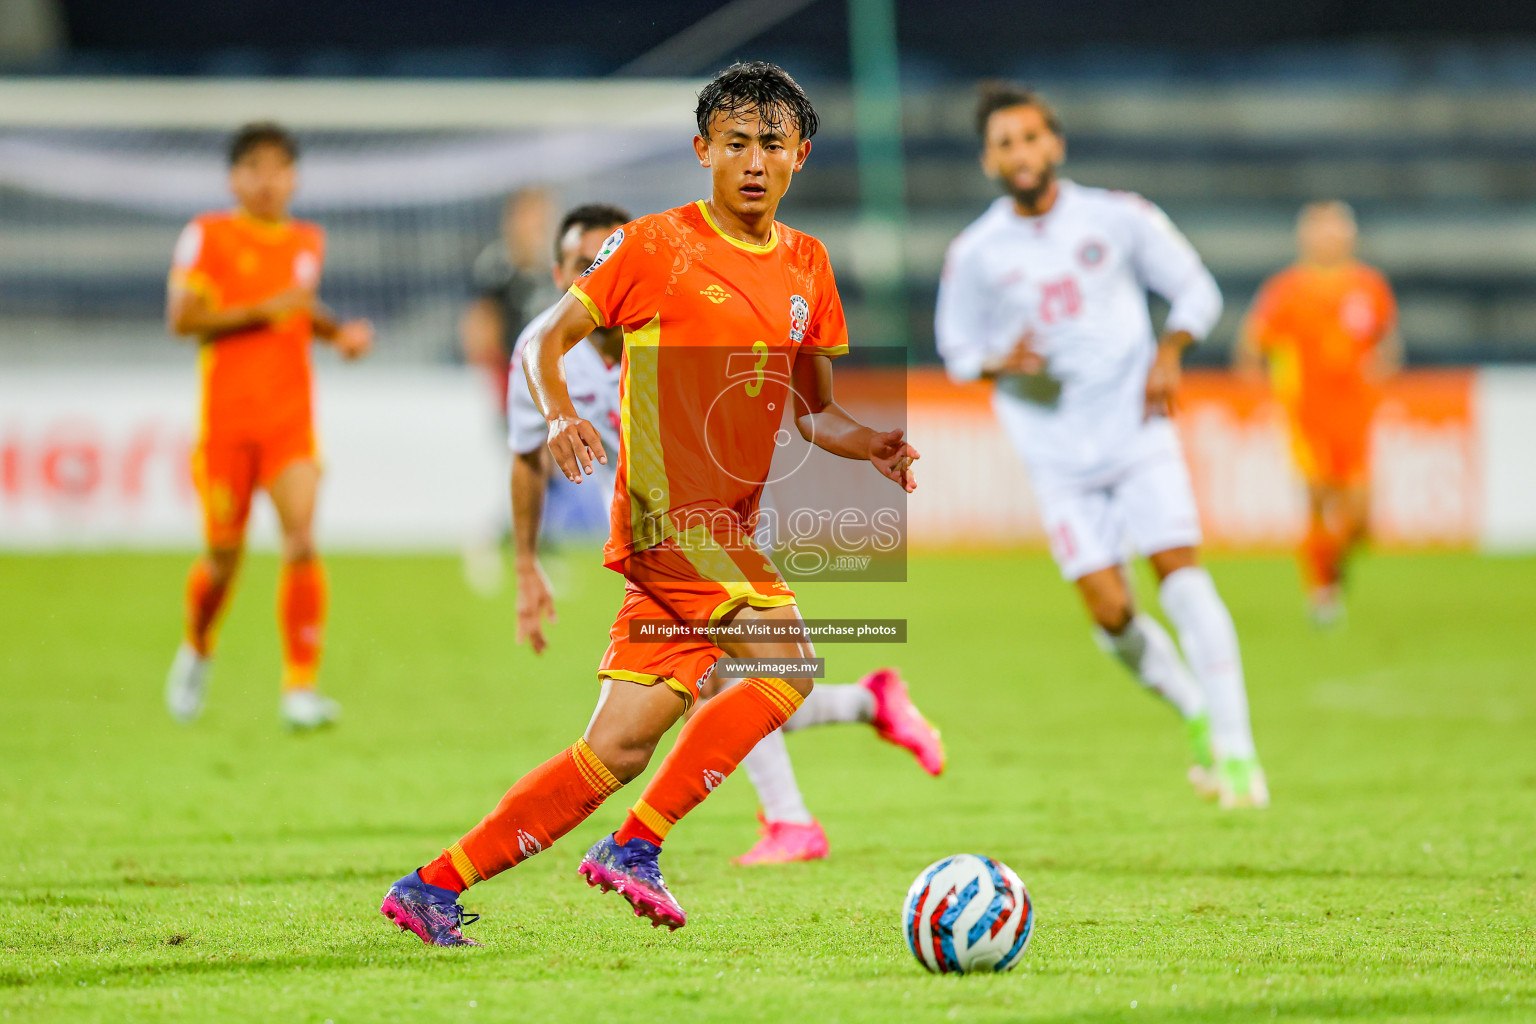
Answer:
[
  {"left": 228, "top": 143, "right": 297, "bottom": 222},
  {"left": 982, "top": 105, "right": 1064, "bottom": 209},
  {"left": 694, "top": 107, "right": 812, "bottom": 220}
]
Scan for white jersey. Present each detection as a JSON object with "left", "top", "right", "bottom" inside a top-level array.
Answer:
[
  {"left": 507, "top": 304, "right": 624, "bottom": 460},
  {"left": 935, "top": 181, "right": 1221, "bottom": 480}
]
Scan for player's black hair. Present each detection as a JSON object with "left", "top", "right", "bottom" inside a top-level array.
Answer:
[
  {"left": 555, "top": 202, "right": 632, "bottom": 262},
  {"left": 695, "top": 61, "right": 819, "bottom": 141},
  {"left": 975, "top": 81, "right": 1061, "bottom": 140},
  {"left": 228, "top": 121, "right": 298, "bottom": 167}
]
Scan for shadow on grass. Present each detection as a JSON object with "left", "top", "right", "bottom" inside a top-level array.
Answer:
[{"left": 1039, "top": 989, "right": 1533, "bottom": 1022}]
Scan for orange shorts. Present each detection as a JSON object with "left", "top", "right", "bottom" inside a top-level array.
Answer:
[
  {"left": 192, "top": 423, "right": 316, "bottom": 548},
  {"left": 598, "top": 521, "right": 796, "bottom": 706},
  {"left": 1291, "top": 422, "right": 1370, "bottom": 489}
]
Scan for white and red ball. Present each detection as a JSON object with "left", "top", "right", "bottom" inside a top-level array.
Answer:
[{"left": 902, "top": 854, "right": 1034, "bottom": 974}]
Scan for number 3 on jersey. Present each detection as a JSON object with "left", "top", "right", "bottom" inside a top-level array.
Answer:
[
  {"left": 744, "top": 339, "right": 769, "bottom": 397},
  {"left": 1039, "top": 276, "right": 1082, "bottom": 324}
]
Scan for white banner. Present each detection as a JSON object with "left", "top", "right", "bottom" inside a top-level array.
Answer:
[{"left": 0, "top": 366, "right": 505, "bottom": 550}]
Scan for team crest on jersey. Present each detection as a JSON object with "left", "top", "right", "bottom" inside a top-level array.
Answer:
[
  {"left": 582, "top": 228, "right": 624, "bottom": 276},
  {"left": 789, "top": 294, "right": 810, "bottom": 342},
  {"left": 1077, "top": 239, "right": 1107, "bottom": 268}
]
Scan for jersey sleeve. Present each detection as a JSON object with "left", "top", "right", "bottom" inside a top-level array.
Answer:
[
  {"left": 296, "top": 224, "right": 326, "bottom": 291},
  {"left": 566, "top": 223, "right": 665, "bottom": 331},
  {"left": 1124, "top": 197, "right": 1223, "bottom": 341},
  {"left": 934, "top": 237, "right": 994, "bottom": 383},
  {"left": 803, "top": 246, "right": 849, "bottom": 357},
  {"left": 168, "top": 219, "right": 219, "bottom": 299}
]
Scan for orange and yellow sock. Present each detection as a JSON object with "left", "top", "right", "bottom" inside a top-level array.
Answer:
[
  {"left": 278, "top": 559, "right": 327, "bottom": 691},
  {"left": 432, "top": 738, "right": 623, "bottom": 892},
  {"left": 184, "top": 558, "right": 233, "bottom": 657},
  {"left": 1301, "top": 519, "right": 1343, "bottom": 592},
  {"left": 614, "top": 677, "right": 804, "bottom": 848}
]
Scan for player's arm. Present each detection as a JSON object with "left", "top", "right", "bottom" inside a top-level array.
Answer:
[
  {"left": 1368, "top": 278, "right": 1403, "bottom": 385},
  {"left": 310, "top": 300, "right": 374, "bottom": 360},
  {"left": 1128, "top": 199, "right": 1223, "bottom": 416},
  {"left": 790, "top": 350, "right": 918, "bottom": 493},
  {"left": 510, "top": 446, "right": 557, "bottom": 654},
  {"left": 1233, "top": 314, "right": 1267, "bottom": 385},
  {"left": 525, "top": 292, "right": 608, "bottom": 483},
  {"left": 165, "top": 281, "right": 312, "bottom": 340},
  {"left": 506, "top": 341, "right": 559, "bottom": 654}
]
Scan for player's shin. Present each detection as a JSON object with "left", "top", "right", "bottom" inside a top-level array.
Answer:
[
  {"left": 278, "top": 559, "right": 327, "bottom": 690},
  {"left": 185, "top": 558, "right": 234, "bottom": 656},
  {"left": 1093, "top": 613, "right": 1205, "bottom": 720},
  {"left": 616, "top": 677, "right": 805, "bottom": 846},
  {"left": 428, "top": 738, "right": 624, "bottom": 892},
  {"left": 740, "top": 728, "right": 814, "bottom": 825},
  {"left": 1158, "top": 567, "right": 1256, "bottom": 760},
  {"left": 781, "top": 682, "right": 875, "bottom": 732}
]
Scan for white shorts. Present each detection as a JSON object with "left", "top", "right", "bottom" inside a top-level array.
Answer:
[{"left": 1028, "top": 420, "right": 1203, "bottom": 581}]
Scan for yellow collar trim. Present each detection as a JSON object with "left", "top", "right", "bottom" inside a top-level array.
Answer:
[
  {"left": 233, "top": 208, "right": 294, "bottom": 239},
  {"left": 695, "top": 200, "right": 778, "bottom": 254}
]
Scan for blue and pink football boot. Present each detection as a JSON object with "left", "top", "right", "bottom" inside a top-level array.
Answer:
[
  {"left": 578, "top": 834, "right": 687, "bottom": 930},
  {"left": 380, "top": 871, "right": 482, "bottom": 947}
]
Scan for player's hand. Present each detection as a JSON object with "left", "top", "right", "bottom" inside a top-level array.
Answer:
[
  {"left": 333, "top": 319, "right": 374, "bottom": 361},
  {"left": 984, "top": 332, "right": 1045, "bottom": 377},
  {"left": 869, "top": 428, "right": 920, "bottom": 493},
  {"left": 515, "top": 560, "right": 557, "bottom": 655},
  {"left": 257, "top": 287, "right": 315, "bottom": 323},
  {"left": 547, "top": 414, "right": 608, "bottom": 483},
  {"left": 1145, "top": 340, "right": 1185, "bottom": 419}
]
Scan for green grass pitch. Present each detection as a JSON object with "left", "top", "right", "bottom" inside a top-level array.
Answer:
[{"left": 1, "top": 549, "right": 1532, "bottom": 1022}]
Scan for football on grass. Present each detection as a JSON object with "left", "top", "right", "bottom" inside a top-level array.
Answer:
[{"left": 902, "top": 854, "right": 1034, "bottom": 974}]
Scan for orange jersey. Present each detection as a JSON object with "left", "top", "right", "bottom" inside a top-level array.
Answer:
[
  {"left": 569, "top": 201, "right": 850, "bottom": 570},
  {"left": 1247, "top": 261, "right": 1396, "bottom": 429},
  {"left": 170, "top": 211, "right": 326, "bottom": 438}
]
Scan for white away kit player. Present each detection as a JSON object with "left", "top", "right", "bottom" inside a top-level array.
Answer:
[
  {"left": 935, "top": 83, "right": 1266, "bottom": 808},
  {"left": 509, "top": 205, "right": 947, "bottom": 865}
]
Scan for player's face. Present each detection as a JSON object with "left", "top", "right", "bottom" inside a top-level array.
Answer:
[
  {"left": 1297, "top": 205, "right": 1356, "bottom": 266},
  {"left": 554, "top": 224, "right": 620, "bottom": 291},
  {"left": 228, "top": 143, "right": 296, "bottom": 222},
  {"left": 693, "top": 107, "right": 812, "bottom": 220},
  {"left": 982, "top": 105, "right": 1063, "bottom": 206}
]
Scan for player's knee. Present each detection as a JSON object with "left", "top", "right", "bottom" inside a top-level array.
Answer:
[
  {"left": 282, "top": 531, "right": 317, "bottom": 564},
  {"left": 1091, "top": 599, "right": 1134, "bottom": 635},
  {"left": 205, "top": 547, "right": 242, "bottom": 585},
  {"left": 784, "top": 676, "right": 814, "bottom": 699},
  {"left": 599, "top": 740, "right": 656, "bottom": 784}
]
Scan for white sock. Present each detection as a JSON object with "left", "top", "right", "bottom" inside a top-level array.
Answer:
[
  {"left": 782, "top": 682, "right": 875, "bottom": 733},
  {"left": 1159, "top": 567, "right": 1256, "bottom": 760},
  {"left": 1094, "top": 613, "right": 1206, "bottom": 719},
  {"left": 739, "top": 728, "right": 813, "bottom": 824}
]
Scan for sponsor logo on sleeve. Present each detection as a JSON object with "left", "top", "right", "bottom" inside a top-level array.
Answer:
[{"left": 582, "top": 228, "right": 625, "bottom": 276}]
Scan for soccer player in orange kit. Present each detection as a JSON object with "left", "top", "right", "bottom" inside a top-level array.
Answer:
[
  {"left": 1236, "top": 201, "right": 1400, "bottom": 625},
  {"left": 163, "top": 122, "right": 374, "bottom": 729},
  {"left": 380, "top": 62, "right": 919, "bottom": 946}
]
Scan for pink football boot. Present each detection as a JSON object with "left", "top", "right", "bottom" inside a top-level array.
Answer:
[
  {"left": 861, "top": 668, "right": 945, "bottom": 776},
  {"left": 733, "top": 813, "right": 830, "bottom": 866}
]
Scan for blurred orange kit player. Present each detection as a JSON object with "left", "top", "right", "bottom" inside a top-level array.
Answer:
[
  {"left": 1237, "top": 201, "right": 1400, "bottom": 621},
  {"left": 163, "top": 121, "right": 374, "bottom": 729}
]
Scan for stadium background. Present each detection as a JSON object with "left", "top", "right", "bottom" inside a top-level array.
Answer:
[
  {"left": 4, "top": 0, "right": 1536, "bottom": 554},
  {"left": 4, "top": 4, "right": 1535, "bottom": 1021}
]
